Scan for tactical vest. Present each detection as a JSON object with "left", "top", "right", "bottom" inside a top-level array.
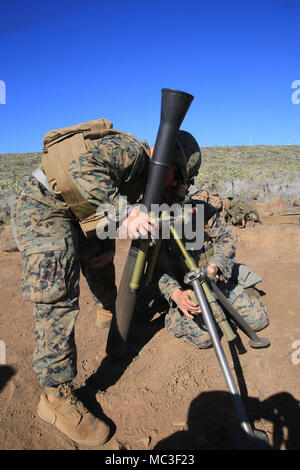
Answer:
[{"left": 41, "top": 118, "right": 149, "bottom": 238}]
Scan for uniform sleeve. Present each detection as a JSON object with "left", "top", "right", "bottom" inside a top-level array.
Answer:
[{"left": 207, "top": 211, "right": 236, "bottom": 278}]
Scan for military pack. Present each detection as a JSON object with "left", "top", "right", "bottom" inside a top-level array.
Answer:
[{"left": 41, "top": 118, "right": 148, "bottom": 238}]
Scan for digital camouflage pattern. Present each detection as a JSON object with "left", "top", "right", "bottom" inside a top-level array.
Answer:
[
  {"left": 227, "top": 199, "right": 260, "bottom": 227},
  {"left": 153, "top": 200, "right": 269, "bottom": 349},
  {"left": 156, "top": 200, "right": 236, "bottom": 301},
  {"left": 12, "top": 133, "right": 149, "bottom": 387},
  {"left": 68, "top": 133, "right": 149, "bottom": 216},
  {"left": 164, "top": 285, "right": 268, "bottom": 349}
]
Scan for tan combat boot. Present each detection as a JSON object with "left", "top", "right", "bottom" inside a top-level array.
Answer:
[
  {"left": 96, "top": 305, "right": 114, "bottom": 329},
  {"left": 37, "top": 382, "right": 110, "bottom": 446}
]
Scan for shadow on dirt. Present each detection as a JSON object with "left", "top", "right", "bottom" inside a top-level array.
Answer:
[
  {"left": 83, "top": 284, "right": 167, "bottom": 393},
  {"left": 75, "top": 287, "right": 167, "bottom": 442},
  {"left": 154, "top": 334, "right": 300, "bottom": 450},
  {"left": 154, "top": 390, "right": 300, "bottom": 450},
  {"left": 227, "top": 334, "right": 300, "bottom": 449},
  {"left": 0, "top": 365, "right": 15, "bottom": 393},
  {"left": 77, "top": 283, "right": 300, "bottom": 451}
]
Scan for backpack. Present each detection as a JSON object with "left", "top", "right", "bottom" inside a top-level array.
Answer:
[{"left": 41, "top": 118, "right": 146, "bottom": 238}]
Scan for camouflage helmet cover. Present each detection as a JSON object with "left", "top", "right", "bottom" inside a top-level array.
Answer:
[{"left": 173, "top": 130, "right": 201, "bottom": 184}]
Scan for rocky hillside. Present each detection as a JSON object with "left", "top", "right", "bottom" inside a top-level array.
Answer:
[
  {"left": 0, "top": 145, "right": 299, "bottom": 223},
  {"left": 194, "top": 145, "right": 300, "bottom": 202}
]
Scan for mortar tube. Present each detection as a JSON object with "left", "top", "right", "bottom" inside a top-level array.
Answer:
[{"left": 106, "top": 89, "right": 194, "bottom": 359}]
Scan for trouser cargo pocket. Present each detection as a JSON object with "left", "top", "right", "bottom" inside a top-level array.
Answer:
[{"left": 21, "top": 238, "right": 68, "bottom": 303}]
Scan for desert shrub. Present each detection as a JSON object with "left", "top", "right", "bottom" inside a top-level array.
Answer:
[{"left": 0, "top": 152, "right": 42, "bottom": 194}]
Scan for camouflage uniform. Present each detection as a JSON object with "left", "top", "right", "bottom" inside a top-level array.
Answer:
[
  {"left": 12, "top": 134, "right": 149, "bottom": 387},
  {"left": 153, "top": 200, "right": 269, "bottom": 349}
]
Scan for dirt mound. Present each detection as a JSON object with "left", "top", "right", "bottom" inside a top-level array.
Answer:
[{"left": 0, "top": 224, "right": 300, "bottom": 450}]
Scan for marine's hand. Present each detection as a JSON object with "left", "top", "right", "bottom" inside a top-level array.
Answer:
[
  {"left": 171, "top": 288, "right": 201, "bottom": 319},
  {"left": 207, "top": 263, "right": 219, "bottom": 278},
  {"left": 121, "top": 206, "right": 158, "bottom": 239}
]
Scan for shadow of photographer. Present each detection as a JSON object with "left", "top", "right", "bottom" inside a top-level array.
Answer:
[
  {"left": 154, "top": 389, "right": 300, "bottom": 450},
  {"left": 155, "top": 335, "right": 300, "bottom": 450}
]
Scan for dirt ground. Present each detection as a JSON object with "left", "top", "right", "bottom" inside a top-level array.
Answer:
[{"left": 0, "top": 223, "right": 300, "bottom": 451}]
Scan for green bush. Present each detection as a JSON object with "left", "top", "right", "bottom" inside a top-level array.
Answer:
[{"left": 0, "top": 152, "right": 42, "bottom": 194}]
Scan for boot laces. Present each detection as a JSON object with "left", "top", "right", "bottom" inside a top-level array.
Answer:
[{"left": 56, "top": 383, "right": 88, "bottom": 415}]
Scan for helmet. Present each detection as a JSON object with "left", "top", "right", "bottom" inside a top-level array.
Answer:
[{"left": 173, "top": 130, "right": 201, "bottom": 184}]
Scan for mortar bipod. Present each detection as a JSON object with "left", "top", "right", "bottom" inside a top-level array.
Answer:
[
  {"left": 168, "top": 224, "right": 270, "bottom": 447},
  {"left": 127, "top": 213, "right": 271, "bottom": 447}
]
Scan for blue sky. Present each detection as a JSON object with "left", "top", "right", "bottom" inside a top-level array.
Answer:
[{"left": 0, "top": 0, "right": 299, "bottom": 153}]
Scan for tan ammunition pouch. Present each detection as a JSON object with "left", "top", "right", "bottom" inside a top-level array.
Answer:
[
  {"left": 41, "top": 118, "right": 147, "bottom": 239},
  {"left": 196, "top": 223, "right": 214, "bottom": 267},
  {"left": 197, "top": 244, "right": 214, "bottom": 267}
]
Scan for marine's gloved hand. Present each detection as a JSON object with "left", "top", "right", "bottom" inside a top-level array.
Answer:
[
  {"left": 171, "top": 288, "right": 201, "bottom": 319},
  {"left": 120, "top": 205, "right": 158, "bottom": 239}
]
